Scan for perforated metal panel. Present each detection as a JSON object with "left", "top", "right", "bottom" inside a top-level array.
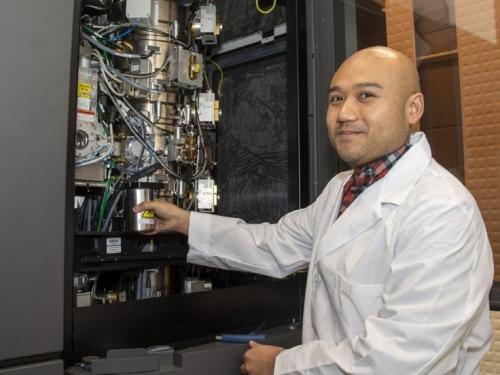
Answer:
[{"left": 455, "top": 0, "right": 500, "bottom": 280}]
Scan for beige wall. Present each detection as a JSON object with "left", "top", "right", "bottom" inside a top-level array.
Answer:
[{"left": 455, "top": 0, "right": 500, "bottom": 281}]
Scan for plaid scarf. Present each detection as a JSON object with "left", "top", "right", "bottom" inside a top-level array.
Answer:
[{"left": 338, "top": 143, "right": 411, "bottom": 217}]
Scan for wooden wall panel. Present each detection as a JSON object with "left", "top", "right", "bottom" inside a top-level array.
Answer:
[
  {"left": 385, "top": 0, "right": 416, "bottom": 60},
  {"left": 455, "top": 0, "right": 500, "bottom": 280},
  {"left": 385, "top": 0, "right": 419, "bottom": 132},
  {"left": 481, "top": 310, "right": 500, "bottom": 374}
]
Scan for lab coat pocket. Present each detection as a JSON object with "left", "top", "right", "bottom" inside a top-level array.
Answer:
[{"left": 335, "top": 272, "right": 385, "bottom": 338}]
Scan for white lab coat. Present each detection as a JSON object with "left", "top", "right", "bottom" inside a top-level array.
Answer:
[{"left": 187, "top": 132, "right": 494, "bottom": 374}]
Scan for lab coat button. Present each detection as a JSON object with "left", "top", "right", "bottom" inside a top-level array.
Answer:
[{"left": 314, "top": 273, "right": 321, "bottom": 283}]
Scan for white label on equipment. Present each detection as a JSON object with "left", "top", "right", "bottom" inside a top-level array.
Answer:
[
  {"left": 77, "top": 111, "right": 96, "bottom": 123},
  {"left": 107, "top": 237, "right": 122, "bottom": 246},
  {"left": 140, "top": 210, "right": 155, "bottom": 225},
  {"left": 106, "top": 237, "right": 122, "bottom": 254},
  {"left": 106, "top": 245, "right": 122, "bottom": 254},
  {"left": 77, "top": 97, "right": 92, "bottom": 111}
]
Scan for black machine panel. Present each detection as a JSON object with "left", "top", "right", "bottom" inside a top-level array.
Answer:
[
  {"left": 217, "top": 0, "right": 286, "bottom": 42},
  {"left": 72, "top": 276, "right": 305, "bottom": 361},
  {"left": 216, "top": 55, "right": 289, "bottom": 223}
]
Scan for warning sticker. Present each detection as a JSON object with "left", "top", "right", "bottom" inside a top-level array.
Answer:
[
  {"left": 142, "top": 210, "right": 155, "bottom": 219},
  {"left": 77, "top": 97, "right": 92, "bottom": 111},
  {"left": 78, "top": 82, "right": 92, "bottom": 99}
]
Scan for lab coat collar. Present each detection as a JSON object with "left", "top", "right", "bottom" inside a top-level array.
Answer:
[
  {"left": 379, "top": 131, "right": 432, "bottom": 205},
  {"left": 314, "top": 132, "right": 432, "bottom": 265}
]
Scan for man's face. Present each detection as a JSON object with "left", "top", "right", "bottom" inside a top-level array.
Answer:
[{"left": 326, "top": 54, "right": 410, "bottom": 168}]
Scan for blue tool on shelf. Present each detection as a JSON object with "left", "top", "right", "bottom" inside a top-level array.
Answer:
[
  {"left": 216, "top": 320, "right": 267, "bottom": 343},
  {"left": 215, "top": 334, "right": 267, "bottom": 343}
]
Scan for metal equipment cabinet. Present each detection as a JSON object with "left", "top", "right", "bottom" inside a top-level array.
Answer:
[{"left": 0, "top": 0, "right": 77, "bottom": 374}]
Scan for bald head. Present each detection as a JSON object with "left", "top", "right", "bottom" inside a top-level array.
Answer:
[
  {"left": 337, "top": 46, "right": 421, "bottom": 99},
  {"left": 326, "top": 46, "right": 425, "bottom": 168}
]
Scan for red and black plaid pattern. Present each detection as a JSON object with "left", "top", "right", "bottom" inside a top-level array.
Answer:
[{"left": 338, "top": 143, "right": 411, "bottom": 217}]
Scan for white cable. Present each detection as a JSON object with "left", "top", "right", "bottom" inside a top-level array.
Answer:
[
  {"left": 93, "top": 49, "right": 163, "bottom": 94},
  {"left": 93, "top": 50, "right": 126, "bottom": 97}
]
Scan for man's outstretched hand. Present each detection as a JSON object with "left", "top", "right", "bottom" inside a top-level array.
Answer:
[
  {"left": 240, "top": 341, "right": 284, "bottom": 375},
  {"left": 133, "top": 200, "right": 190, "bottom": 235}
]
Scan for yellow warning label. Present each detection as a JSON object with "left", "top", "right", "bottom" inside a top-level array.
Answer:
[
  {"left": 78, "top": 82, "right": 92, "bottom": 99},
  {"left": 142, "top": 210, "right": 155, "bottom": 219}
]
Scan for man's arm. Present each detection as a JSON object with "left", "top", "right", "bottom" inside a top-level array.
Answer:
[
  {"left": 275, "top": 198, "right": 493, "bottom": 374},
  {"left": 134, "top": 194, "right": 321, "bottom": 278}
]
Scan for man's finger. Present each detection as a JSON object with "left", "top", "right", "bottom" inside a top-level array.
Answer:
[
  {"left": 248, "top": 340, "right": 259, "bottom": 348},
  {"left": 133, "top": 201, "right": 154, "bottom": 213},
  {"left": 240, "top": 363, "right": 248, "bottom": 374},
  {"left": 242, "top": 349, "right": 249, "bottom": 362}
]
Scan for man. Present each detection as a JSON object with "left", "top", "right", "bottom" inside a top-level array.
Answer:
[{"left": 134, "top": 47, "right": 494, "bottom": 374}]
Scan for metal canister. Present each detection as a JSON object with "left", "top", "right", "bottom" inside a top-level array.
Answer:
[{"left": 124, "top": 182, "right": 164, "bottom": 232}]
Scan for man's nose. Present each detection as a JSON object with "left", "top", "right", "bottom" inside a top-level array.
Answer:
[{"left": 337, "top": 96, "right": 358, "bottom": 123}]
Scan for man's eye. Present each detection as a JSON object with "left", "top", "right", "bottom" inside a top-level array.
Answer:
[
  {"left": 359, "top": 92, "right": 375, "bottom": 100},
  {"left": 329, "top": 96, "right": 343, "bottom": 104}
]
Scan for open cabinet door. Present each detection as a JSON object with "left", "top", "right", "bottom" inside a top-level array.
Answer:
[{"left": 0, "top": 0, "right": 76, "bottom": 372}]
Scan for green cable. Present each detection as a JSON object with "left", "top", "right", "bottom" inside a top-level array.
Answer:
[
  {"left": 256, "top": 0, "right": 276, "bottom": 15},
  {"left": 207, "top": 60, "right": 224, "bottom": 96},
  {"left": 81, "top": 24, "right": 119, "bottom": 49},
  {"left": 97, "top": 178, "right": 112, "bottom": 231}
]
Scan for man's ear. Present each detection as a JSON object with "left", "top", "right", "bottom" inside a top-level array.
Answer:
[{"left": 406, "top": 92, "right": 424, "bottom": 126}]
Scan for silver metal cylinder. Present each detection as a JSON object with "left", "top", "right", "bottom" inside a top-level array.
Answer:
[{"left": 124, "top": 183, "right": 161, "bottom": 232}]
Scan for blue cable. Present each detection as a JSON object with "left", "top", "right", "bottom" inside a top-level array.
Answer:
[{"left": 109, "top": 28, "right": 132, "bottom": 42}]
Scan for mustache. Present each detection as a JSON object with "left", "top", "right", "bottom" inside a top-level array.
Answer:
[{"left": 334, "top": 124, "right": 366, "bottom": 133}]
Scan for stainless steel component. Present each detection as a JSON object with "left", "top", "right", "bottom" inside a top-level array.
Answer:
[
  {"left": 176, "top": 180, "right": 186, "bottom": 197},
  {"left": 196, "top": 178, "right": 218, "bottom": 212},
  {"left": 180, "top": 104, "right": 191, "bottom": 125},
  {"left": 171, "top": 20, "right": 179, "bottom": 39},
  {"left": 124, "top": 183, "right": 163, "bottom": 232},
  {"left": 126, "top": 0, "right": 159, "bottom": 27},
  {"left": 174, "top": 126, "right": 183, "bottom": 142},
  {"left": 165, "top": 134, "right": 179, "bottom": 162},
  {"left": 170, "top": 47, "right": 203, "bottom": 89},
  {"left": 127, "top": 0, "right": 177, "bottom": 150},
  {"left": 198, "top": 92, "right": 216, "bottom": 124},
  {"left": 73, "top": 273, "right": 89, "bottom": 290},
  {"left": 192, "top": 5, "right": 220, "bottom": 45}
]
